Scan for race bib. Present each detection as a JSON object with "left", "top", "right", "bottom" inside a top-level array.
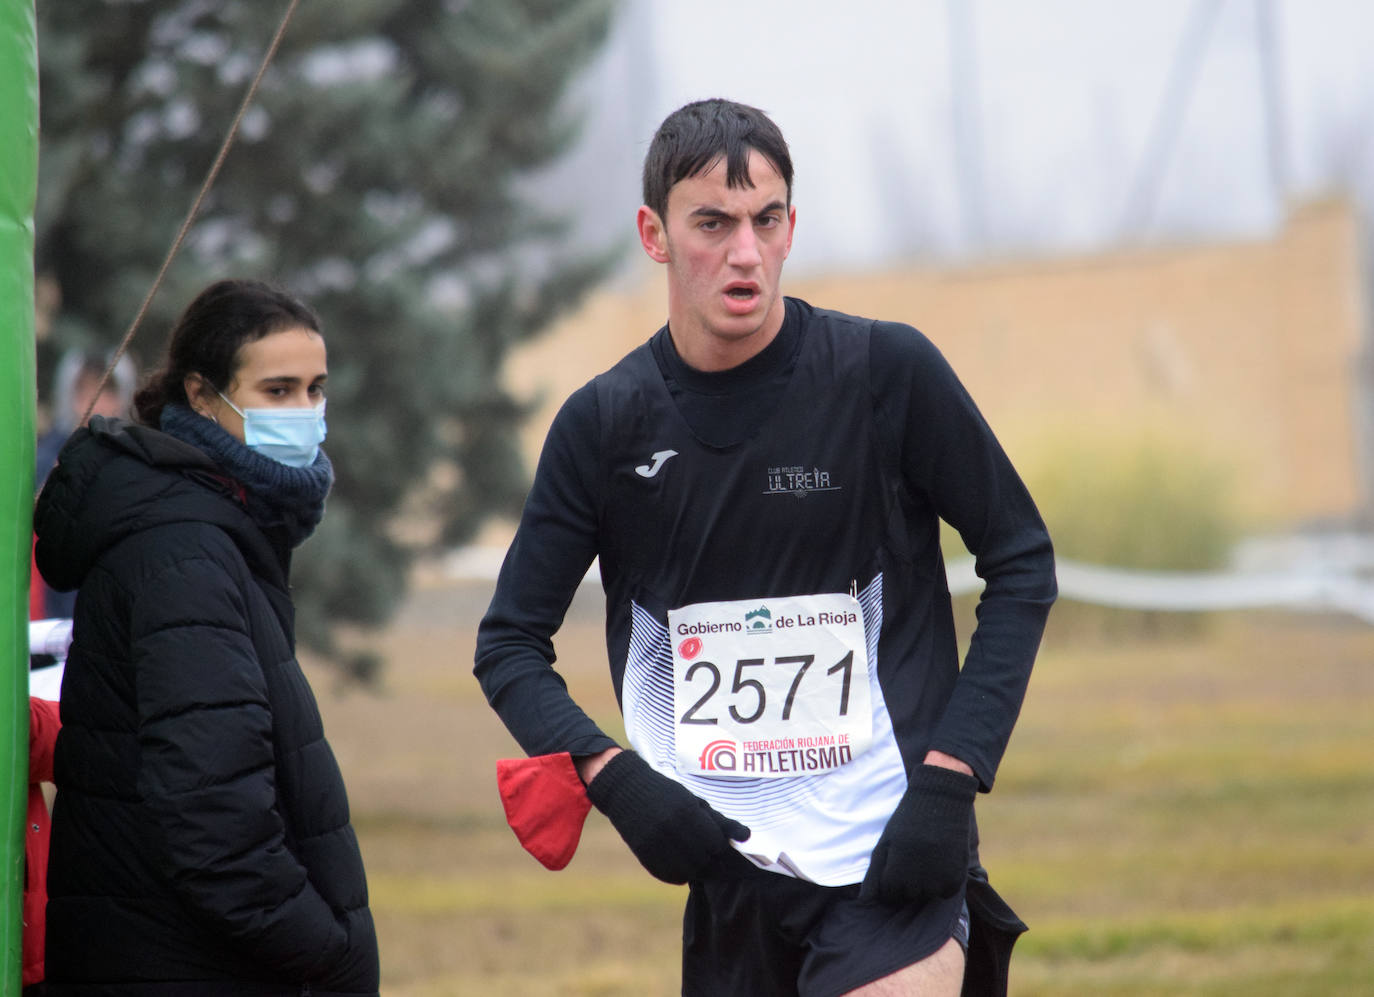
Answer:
[{"left": 670, "top": 593, "right": 873, "bottom": 778}]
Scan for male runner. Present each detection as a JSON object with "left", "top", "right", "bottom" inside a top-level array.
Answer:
[{"left": 476, "top": 97, "right": 1056, "bottom": 996}]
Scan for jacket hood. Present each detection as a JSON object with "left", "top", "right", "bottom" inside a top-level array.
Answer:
[{"left": 34, "top": 416, "right": 284, "bottom": 593}]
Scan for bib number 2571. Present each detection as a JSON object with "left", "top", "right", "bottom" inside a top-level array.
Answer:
[
  {"left": 669, "top": 593, "right": 873, "bottom": 779},
  {"left": 679, "top": 651, "right": 855, "bottom": 726}
]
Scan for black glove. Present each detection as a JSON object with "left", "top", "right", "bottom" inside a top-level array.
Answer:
[
  {"left": 585, "top": 750, "right": 750, "bottom": 884},
  {"left": 860, "top": 764, "right": 978, "bottom": 906}
]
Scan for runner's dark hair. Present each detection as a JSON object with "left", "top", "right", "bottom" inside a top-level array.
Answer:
[{"left": 642, "top": 98, "right": 794, "bottom": 219}]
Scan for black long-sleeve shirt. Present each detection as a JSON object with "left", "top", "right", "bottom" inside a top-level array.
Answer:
[{"left": 475, "top": 297, "right": 1055, "bottom": 880}]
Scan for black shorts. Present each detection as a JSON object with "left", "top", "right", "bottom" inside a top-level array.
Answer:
[{"left": 682, "top": 857, "right": 969, "bottom": 997}]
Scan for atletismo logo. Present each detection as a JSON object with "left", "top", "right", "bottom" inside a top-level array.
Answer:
[
  {"left": 678, "top": 636, "right": 702, "bottom": 660},
  {"left": 698, "top": 739, "right": 738, "bottom": 772}
]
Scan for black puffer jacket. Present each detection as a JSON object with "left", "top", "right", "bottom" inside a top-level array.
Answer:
[{"left": 34, "top": 418, "right": 379, "bottom": 996}]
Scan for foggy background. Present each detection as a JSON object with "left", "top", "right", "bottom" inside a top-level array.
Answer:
[{"left": 541, "top": 0, "right": 1374, "bottom": 274}]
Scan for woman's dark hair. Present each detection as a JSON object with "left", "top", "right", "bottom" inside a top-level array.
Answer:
[
  {"left": 133, "top": 279, "right": 321, "bottom": 427},
  {"left": 641, "top": 98, "right": 794, "bottom": 221}
]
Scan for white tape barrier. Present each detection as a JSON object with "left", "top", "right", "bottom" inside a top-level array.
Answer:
[
  {"left": 946, "top": 557, "right": 1374, "bottom": 623},
  {"left": 446, "top": 542, "right": 1374, "bottom": 624},
  {"left": 27, "top": 537, "right": 1374, "bottom": 687}
]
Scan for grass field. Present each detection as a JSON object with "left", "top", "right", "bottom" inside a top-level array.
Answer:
[{"left": 305, "top": 578, "right": 1374, "bottom": 995}]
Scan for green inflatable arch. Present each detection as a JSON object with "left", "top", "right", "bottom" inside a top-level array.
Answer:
[{"left": 0, "top": 0, "right": 37, "bottom": 988}]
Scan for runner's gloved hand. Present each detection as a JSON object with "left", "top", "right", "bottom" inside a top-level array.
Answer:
[
  {"left": 860, "top": 763, "right": 979, "bottom": 906},
  {"left": 585, "top": 750, "right": 750, "bottom": 884}
]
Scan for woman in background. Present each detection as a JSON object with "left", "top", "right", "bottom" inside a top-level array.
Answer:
[{"left": 34, "top": 279, "right": 379, "bottom": 996}]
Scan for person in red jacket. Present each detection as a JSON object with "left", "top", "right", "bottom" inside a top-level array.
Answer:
[{"left": 26, "top": 697, "right": 61, "bottom": 995}]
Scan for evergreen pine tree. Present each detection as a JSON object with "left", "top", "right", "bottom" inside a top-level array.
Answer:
[{"left": 37, "top": 0, "right": 622, "bottom": 678}]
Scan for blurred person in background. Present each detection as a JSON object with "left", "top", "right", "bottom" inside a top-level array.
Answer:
[
  {"left": 33, "top": 278, "right": 379, "bottom": 996},
  {"left": 477, "top": 98, "right": 1055, "bottom": 996},
  {"left": 32, "top": 349, "right": 137, "bottom": 620},
  {"left": 34, "top": 348, "right": 137, "bottom": 486},
  {"left": 24, "top": 696, "right": 60, "bottom": 997},
  {"left": 25, "top": 619, "right": 74, "bottom": 996}
]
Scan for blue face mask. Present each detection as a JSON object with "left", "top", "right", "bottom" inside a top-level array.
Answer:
[{"left": 218, "top": 392, "right": 327, "bottom": 468}]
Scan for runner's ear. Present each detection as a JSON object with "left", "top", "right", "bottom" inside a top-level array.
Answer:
[{"left": 637, "top": 205, "right": 670, "bottom": 264}]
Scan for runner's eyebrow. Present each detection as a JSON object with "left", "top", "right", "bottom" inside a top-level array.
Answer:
[{"left": 688, "top": 202, "right": 786, "bottom": 221}]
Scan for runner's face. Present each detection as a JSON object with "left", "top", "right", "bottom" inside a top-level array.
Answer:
[{"left": 638, "top": 149, "right": 795, "bottom": 370}]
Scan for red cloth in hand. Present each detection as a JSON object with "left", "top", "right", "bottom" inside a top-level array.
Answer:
[{"left": 496, "top": 752, "right": 592, "bottom": 871}]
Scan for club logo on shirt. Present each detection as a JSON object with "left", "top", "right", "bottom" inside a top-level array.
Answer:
[{"left": 764, "top": 465, "right": 841, "bottom": 497}]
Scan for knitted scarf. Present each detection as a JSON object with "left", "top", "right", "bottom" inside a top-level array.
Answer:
[{"left": 160, "top": 403, "right": 334, "bottom": 549}]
